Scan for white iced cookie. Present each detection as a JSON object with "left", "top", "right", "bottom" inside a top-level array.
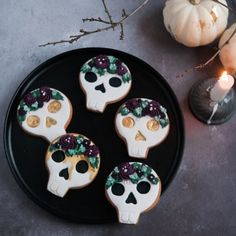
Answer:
[
  {"left": 115, "top": 98, "right": 170, "bottom": 158},
  {"left": 105, "top": 162, "right": 161, "bottom": 224},
  {"left": 17, "top": 87, "right": 72, "bottom": 142},
  {"left": 46, "top": 133, "right": 100, "bottom": 198},
  {"left": 79, "top": 55, "right": 132, "bottom": 112}
]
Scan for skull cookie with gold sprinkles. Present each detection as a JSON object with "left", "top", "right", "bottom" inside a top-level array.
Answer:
[
  {"left": 79, "top": 55, "right": 132, "bottom": 112},
  {"left": 17, "top": 87, "right": 72, "bottom": 142},
  {"left": 115, "top": 98, "right": 170, "bottom": 158},
  {"left": 46, "top": 133, "right": 100, "bottom": 198},
  {"left": 105, "top": 162, "right": 161, "bottom": 224}
]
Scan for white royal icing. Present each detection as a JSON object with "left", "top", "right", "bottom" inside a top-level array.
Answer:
[
  {"left": 79, "top": 55, "right": 132, "bottom": 112},
  {"left": 18, "top": 88, "right": 72, "bottom": 142},
  {"left": 46, "top": 134, "right": 100, "bottom": 198},
  {"left": 106, "top": 162, "right": 161, "bottom": 224},
  {"left": 115, "top": 98, "right": 170, "bottom": 158}
]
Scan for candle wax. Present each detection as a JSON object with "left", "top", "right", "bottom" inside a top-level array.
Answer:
[{"left": 210, "top": 74, "right": 234, "bottom": 102}]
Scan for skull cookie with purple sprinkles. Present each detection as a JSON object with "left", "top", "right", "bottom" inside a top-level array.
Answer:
[
  {"left": 115, "top": 98, "right": 170, "bottom": 158},
  {"left": 46, "top": 133, "right": 100, "bottom": 198},
  {"left": 79, "top": 55, "right": 132, "bottom": 112},
  {"left": 105, "top": 162, "right": 161, "bottom": 224},
  {"left": 17, "top": 87, "right": 72, "bottom": 142}
]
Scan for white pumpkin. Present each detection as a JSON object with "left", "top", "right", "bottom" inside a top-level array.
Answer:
[
  {"left": 219, "top": 23, "right": 236, "bottom": 76},
  {"left": 163, "top": 0, "right": 229, "bottom": 47}
]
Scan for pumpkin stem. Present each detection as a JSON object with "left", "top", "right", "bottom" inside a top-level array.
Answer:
[{"left": 189, "top": 0, "right": 200, "bottom": 4}]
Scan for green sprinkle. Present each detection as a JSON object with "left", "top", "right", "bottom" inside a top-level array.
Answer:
[
  {"left": 81, "top": 64, "right": 91, "bottom": 73},
  {"left": 122, "top": 73, "right": 131, "bottom": 83},
  {"left": 78, "top": 144, "right": 86, "bottom": 154},
  {"left": 133, "top": 107, "right": 142, "bottom": 117},
  {"left": 105, "top": 176, "right": 116, "bottom": 189},
  {"left": 129, "top": 173, "right": 139, "bottom": 184},
  {"left": 89, "top": 157, "right": 99, "bottom": 169},
  {"left": 120, "top": 107, "right": 129, "bottom": 116},
  {"left": 18, "top": 115, "right": 26, "bottom": 123},
  {"left": 32, "top": 89, "right": 40, "bottom": 98},
  {"left": 107, "top": 63, "right": 117, "bottom": 74},
  {"left": 108, "top": 56, "right": 117, "bottom": 63},
  {"left": 52, "top": 91, "right": 64, "bottom": 100}
]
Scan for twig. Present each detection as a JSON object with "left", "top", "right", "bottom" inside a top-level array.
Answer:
[
  {"left": 195, "top": 24, "right": 236, "bottom": 70},
  {"left": 122, "top": 9, "right": 128, "bottom": 18},
  {"left": 39, "top": 0, "right": 149, "bottom": 47},
  {"left": 195, "top": 51, "right": 221, "bottom": 70},
  {"left": 120, "top": 23, "right": 124, "bottom": 40},
  {"left": 102, "top": 0, "right": 114, "bottom": 29},
  {"left": 82, "top": 17, "right": 110, "bottom": 24}
]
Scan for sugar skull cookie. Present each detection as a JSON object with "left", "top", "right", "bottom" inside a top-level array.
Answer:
[
  {"left": 17, "top": 87, "right": 72, "bottom": 142},
  {"left": 115, "top": 98, "right": 170, "bottom": 158},
  {"left": 105, "top": 162, "right": 161, "bottom": 224},
  {"left": 79, "top": 55, "right": 132, "bottom": 112},
  {"left": 46, "top": 133, "right": 100, "bottom": 198}
]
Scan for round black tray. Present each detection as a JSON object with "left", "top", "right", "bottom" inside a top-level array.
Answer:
[{"left": 4, "top": 48, "right": 184, "bottom": 223}]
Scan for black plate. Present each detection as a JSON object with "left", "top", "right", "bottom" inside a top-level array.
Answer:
[{"left": 4, "top": 48, "right": 184, "bottom": 223}]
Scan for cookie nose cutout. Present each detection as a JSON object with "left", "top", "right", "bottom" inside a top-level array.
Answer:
[
  {"left": 135, "top": 130, "right": 146, "bottom": 141},
  {"left": 125, "top": 192, "right": 137, "bottom": 204},
  {"left": 95, "top": 83, "right": 106, "bottom": 93},
  {"left": 46, "top": 117, "right": 57, "bottom": 128},
  {"left": 59, "top": 168, "right": 69, "bottom": 180}
]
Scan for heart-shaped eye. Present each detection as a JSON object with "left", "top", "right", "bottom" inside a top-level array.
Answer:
[
  {"left": 76, "top": 160, "right": 89, "bottom": 173},
  {"left": 52, "top": 150, "right": 65, "bottom": 163},
  {"left": 109, "top": 77, "right": 122, "bottom": 87},
  {"left": 27, "top": 115, "right": 40, "bottom": 128},
  {"left": 59, "top": 168, "right": 69, "bottom": 180},
  {"left": 85, "top": 72, "right": 97, "bottom": 83},
  {"left": 111, "top": 183, "right": 125, "bottom": 196},
  {"left": 146, "top": 119, "right": 159, "bottom": 131},
  {"left": 136, "top": 181, "right": 151, "bottom": 194},
  {"left": 122, "top": 117, "right": 135, "bottom": 128}
]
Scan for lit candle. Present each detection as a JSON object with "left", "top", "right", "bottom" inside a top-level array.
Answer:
[{"left": 210, "top": 71, "right": 234, "bottom": 102}]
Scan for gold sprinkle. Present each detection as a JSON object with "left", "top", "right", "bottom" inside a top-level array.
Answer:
[
  {"left": 122, "top": 117, "right": 135, "bottom": 128},
  {"left": 147, "top": 119, "right": 159, "bottom": 131},
  {"left": 135, "top": 130, "right": 146, "bottom": 141},
  {"left": 27, "top": 115, "right": 40, "bottom": 128},
  {"left": 48, "top": 100, "right": 62, "bottom": 113},
  {"left": 46, "top": 117, "right": 57, "bottom": 128}
]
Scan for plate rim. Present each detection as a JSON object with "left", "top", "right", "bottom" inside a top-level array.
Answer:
[{"left": 3, "top": 47, "right": 185, "bottom": 224}]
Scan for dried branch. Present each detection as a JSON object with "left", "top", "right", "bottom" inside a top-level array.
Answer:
[
  {"left": 82, "top": 17, "right": 110, "bottom": 24},
  {"left": 122, "top": 9, "right": 128, "bottom": 18},
  {"left": 120, "top": 23, "right": 124, "bottom": 40},
  {"left": 39, "top": 0, "right": 149, "bottom": 47},
  {"left": 102, "top": 0, "right": 114, "bottom": 28}
]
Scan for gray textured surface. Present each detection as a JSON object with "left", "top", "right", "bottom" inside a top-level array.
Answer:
[{"left": 1, "top": 0, "right": 236, "bottom": 235}]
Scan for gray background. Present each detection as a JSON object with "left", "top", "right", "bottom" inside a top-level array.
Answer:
[{"left": 1, "top": 0, "right": 236, "bottom": 235}]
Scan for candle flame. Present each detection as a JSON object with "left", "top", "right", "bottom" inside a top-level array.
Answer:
[{"left": 220, "top": 71, "right": 228, "bottom": 82}]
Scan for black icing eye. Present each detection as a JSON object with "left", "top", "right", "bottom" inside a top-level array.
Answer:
[
  {"left": 84, "top": 72, "right": 97, "bottom": 83},
  {"left": 109, "top": 77, "right": 122, "bottom": 87},
  {"left": 76, "top": 160, "right": 89, "bottom": 173},
  {"left": 51, "top": 150, "right": 65, "bottom": 163},
  {"left": 111, "top": 183, "right": 125, "bottom": 196},
  {"left": 137, "top": 181, "right": 151, "bottom": 194}
]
